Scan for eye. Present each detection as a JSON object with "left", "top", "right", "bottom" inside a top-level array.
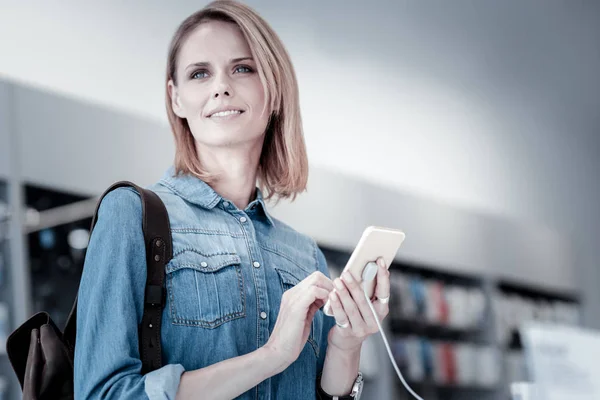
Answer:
[
  {"left": 235, "top": 65, "right": 253, "bottom": 74},
  {"left": 190, "top": 70, "right": 209, "bottom": 80}
]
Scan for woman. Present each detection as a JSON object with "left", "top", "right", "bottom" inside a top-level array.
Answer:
[{"left": 74, "top": 1, "right": 391, "bottom": 399}]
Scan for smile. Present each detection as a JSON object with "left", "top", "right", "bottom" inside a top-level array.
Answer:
[{"left": 209, "top": 110, "right": 244, "bottom": 118}]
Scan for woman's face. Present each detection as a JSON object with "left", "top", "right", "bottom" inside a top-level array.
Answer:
[{"left": 169, "top": 20, "right": 269, "bottom": 150}]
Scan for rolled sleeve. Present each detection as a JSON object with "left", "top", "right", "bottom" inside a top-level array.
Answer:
[{"left": 145, "top": 364, "right": 186, "bottom": 400}]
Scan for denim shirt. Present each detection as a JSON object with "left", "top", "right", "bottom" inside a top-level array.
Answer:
[{"left": 74, "top": 166, "right": 336, "bottom": 399}]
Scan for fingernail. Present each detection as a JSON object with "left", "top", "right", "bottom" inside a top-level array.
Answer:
[
  {"left": 334, "top": 278, "right": 344, "bottom": 290},
  {"left": 378, "top": 258, "right": 386, "bottom": 268},
  {"left": 343, "top": 271, "right": 354, "bottom": 283}
]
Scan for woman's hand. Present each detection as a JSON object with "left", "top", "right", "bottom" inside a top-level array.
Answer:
[
  {"left": 327, "top": 257, "right": 391, "bottom": 352},
  {"left": 263, "top": 271, "right": 334, "bottom": 370}
]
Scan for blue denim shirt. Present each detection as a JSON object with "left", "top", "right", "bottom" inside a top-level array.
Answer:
[{"left": 74, "top": 166, "right": 335, "bottom": 399}]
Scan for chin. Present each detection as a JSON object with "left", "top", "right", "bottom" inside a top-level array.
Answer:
[{"left": 199, "top": 133, "right": 262, "bottom": 149}]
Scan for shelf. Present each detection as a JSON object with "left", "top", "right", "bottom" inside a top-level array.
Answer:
[
  {"left": 390, "top": 261, "right": 483, "bottom": 287},
  {"left": 390, "top": 318, "right": 484, "bottom": 342},
  {"left": 497, "top": 279, "right": 580, "bottom": 303}
]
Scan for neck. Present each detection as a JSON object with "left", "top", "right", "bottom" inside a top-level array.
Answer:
[{"left": 196, "top": 141, "right": 263, "bottom": 210}]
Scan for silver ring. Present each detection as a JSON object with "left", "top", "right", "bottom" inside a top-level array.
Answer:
[
  {"left": 378, "top": 295, "right": 390, "bottom": 304},
  {"left": 336, "top": 321, "right": 350, "bottom": 329}
]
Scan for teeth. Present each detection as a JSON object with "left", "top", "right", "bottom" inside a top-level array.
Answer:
[{"left": 211, "top": 110, "right": 241, "bottom": 117}]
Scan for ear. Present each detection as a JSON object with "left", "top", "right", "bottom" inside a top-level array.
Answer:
[{"left": 168, "top": 79, "right": 185, "bottom": 118}]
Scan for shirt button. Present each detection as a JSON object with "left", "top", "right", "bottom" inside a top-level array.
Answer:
[
  {"left": 253, "top": 261, "right": 260, "bottom": 268},
  {"left": 200, "top": 261, "right": 208, "bottom": 267},
  {"left": 223, "top": 201, "right": 230, "bottom": 207},
  {"left": 260, "top": 312, "right": 267, "bottom": 320},
  {"left": 239, "top": 216, "right": 247, "bottom": 223}
]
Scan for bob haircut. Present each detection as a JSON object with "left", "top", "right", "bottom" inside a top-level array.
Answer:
[{"left": 165, "top": 0, "right": 308, "bottom": 201}]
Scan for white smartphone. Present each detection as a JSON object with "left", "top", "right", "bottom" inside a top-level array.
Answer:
[{"left": 323, "top": 226, "right": 406, "bottom": 317}]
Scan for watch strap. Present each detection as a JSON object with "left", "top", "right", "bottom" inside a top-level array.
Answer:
[{"left": 316, "top": 374, "right": 359, "bottom": 400}]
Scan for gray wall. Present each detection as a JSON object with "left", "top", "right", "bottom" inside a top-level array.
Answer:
[
  {"left": 270, "top": 167, "right": 577, "bottom": 294},
  {"left": 13, "top": 84, "right": 174, "bottom": 194}
]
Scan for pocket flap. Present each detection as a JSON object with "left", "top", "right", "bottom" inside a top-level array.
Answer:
[
  {"left": 167, "top": 252, "right": 241, "bottom": 274},
  {"left": 275, "top": 268, "right": 303, "bottom": 286}
]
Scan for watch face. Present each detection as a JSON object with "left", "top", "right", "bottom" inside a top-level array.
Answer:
[
  {"left": 356, "top": 382, "right": 364, "bottom": 397},
  {"left": 351, "top": 373, "right": 364, "bottom": 398},
  {"left": 354, "top": 385, "right": 363, "bottom": 398}
]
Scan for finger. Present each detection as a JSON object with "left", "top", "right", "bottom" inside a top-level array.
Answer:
[
  {"left": 310, "top": 271, "right": 335, "bottom": 292},
  {"left": 298, "top": 271, "right": 334, "bottom": 292},
  {"left": 372, "top": 299, "right": 390, "bottom": 320},
  {"left": 288, "top": 272, "right": 331, "bottom": 302},
  {"left": 334, "top": 276, "right": 369, "bottom": 336},
  {"left": 374, "top": 257, "right": 391, "bottom": 303},
  {"left": 329, "top": 291, "right": 350, "bottom": 329},
  {"left": 293, "top": 286, "right": 330, "bottom": 312},
  {"left": 314, "top": 297, "right": 326, "bottom": 310},
  {"left": 340, "top": 271, "right": 377, "bottom": 328}
]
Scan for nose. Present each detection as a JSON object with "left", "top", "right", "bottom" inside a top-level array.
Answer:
[
  {"left": 212, "top": 75, "right": 232, "bottom": 98},
  {"left": 213, "top": 88, "right": 230, "bottom": 98}
]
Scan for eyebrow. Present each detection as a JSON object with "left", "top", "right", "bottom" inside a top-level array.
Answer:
[{"left": 185, "top": 57, "right": 254, "bottom": 71}]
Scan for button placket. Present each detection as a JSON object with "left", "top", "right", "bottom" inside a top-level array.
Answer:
[{"left": 237, "top": 212, "right": 269, "bottom": 350}]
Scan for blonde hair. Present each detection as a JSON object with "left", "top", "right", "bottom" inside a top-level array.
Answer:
[{"left": 165, "top": 0, "right": 308, "bottom": 202}]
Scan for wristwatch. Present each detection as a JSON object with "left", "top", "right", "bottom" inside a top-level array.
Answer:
[{"left": 317, "top": 372, "right": 364, "bottom": 400}]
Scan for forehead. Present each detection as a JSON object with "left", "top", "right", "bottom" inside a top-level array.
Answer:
[{"left": 178, "top": 20, "right": 251, "bottom": 67}]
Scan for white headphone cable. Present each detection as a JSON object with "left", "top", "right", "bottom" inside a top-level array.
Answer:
[{"left": 363, "top": 282, "right": 424, "bottom": 400}]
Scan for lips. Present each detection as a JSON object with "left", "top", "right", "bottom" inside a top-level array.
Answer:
[
  {"left": 209, "top": 109, "right": 244, "bottom": 118},
  {"left": 207, "top": 106, "right": 245, "bottom": 118}
]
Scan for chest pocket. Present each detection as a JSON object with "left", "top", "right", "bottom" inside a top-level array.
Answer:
[
  {"left": 275, "top": 266, "right": 324, "bottom": 358},
  {"left": 166, "top": 251, "right": 246, "bottom": 328}
]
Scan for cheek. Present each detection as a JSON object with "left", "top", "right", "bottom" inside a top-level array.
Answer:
[
  {"left": 249, "top": 84, "right": 268, "bottom": 117},
  {"left": 179, "top": 85, "right": 207, "bottom": 114}
]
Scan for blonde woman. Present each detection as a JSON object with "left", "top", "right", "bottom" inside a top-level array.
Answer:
[{"left": 74, "top": 1, "right": 391, "bottom": 399}]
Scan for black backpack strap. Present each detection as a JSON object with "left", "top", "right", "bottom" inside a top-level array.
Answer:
[{"left": 62, "top": 181, "right": 172, "bottom": 374}]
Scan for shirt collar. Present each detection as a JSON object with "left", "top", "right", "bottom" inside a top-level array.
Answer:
[
  {"left": 159, "top": 166, "right": 274, "bottom": 226},
  {"left": 248, "top": 186, "right": 275, "bottom": 226}
]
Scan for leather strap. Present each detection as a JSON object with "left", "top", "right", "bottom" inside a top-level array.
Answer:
[
  {"left": 63, "top": 181, "right": 172, "bottom": 375},
  {"left": 316, "top": 375, "right": 355, "bottom": 400},
  {"left": 316, "top": 387, "right": 353, "bottom": 400}
]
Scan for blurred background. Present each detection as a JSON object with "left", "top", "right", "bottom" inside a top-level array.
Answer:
[{"left": 1, "top": 1, "right": 599, "bottom": 399}]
